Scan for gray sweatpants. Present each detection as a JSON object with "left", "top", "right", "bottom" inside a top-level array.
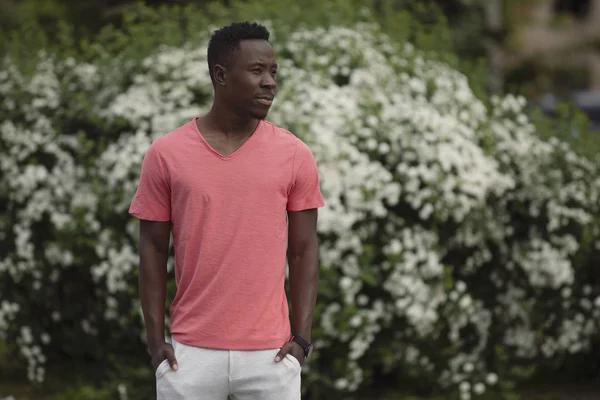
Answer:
[{"left": 155, "top": 338, "right": 302, "bottom": 399}]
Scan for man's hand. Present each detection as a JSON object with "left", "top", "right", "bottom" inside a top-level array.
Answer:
[
  {"left": 151, "top": 342, "right": 179, "bottom": 372},
  {"left": 274, "top": 341, "right": 305, "bottom": 367}
]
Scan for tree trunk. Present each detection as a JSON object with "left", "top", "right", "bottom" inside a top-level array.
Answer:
[{"left": 484, "top": 0, "right": 503, "bottom": 94}]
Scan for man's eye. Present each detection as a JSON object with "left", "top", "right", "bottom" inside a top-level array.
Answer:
[{"left": 252, "top": 68, "right": 262, "bottom": 74}]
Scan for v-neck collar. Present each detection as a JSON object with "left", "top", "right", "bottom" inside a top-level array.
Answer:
[{"left": 192, "top": 117, "right": 262, "bottom": 161}]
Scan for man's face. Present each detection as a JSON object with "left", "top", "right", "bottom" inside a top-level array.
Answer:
[{"left": 224, "top": 39, "right": 278, "bottom": 120}]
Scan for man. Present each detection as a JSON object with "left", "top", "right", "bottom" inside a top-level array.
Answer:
[{"left": 129, "top": 21, "right": 324, "bottom": 399}]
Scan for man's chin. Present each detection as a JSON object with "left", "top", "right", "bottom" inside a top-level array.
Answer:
[{"left": 250, "top": 111, "right": 269, "bottom": 120}]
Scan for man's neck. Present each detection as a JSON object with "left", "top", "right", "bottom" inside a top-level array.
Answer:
[{"left": 200, "top": 104, "right": 259, "bottom": 139}]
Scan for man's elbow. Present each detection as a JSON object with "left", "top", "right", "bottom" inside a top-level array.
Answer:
[{"left": 287, "top": 235, "right": 319, "bottom": 264}]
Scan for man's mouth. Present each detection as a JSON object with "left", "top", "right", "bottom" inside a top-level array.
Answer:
[{"left": 256, "top": 96, "right": 274, "bottom": 106}]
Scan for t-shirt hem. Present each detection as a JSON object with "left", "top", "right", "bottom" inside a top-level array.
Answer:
[
  {"left": 287, "top": 200, "right": 325, "bottom": 212},
  {"left": 171, "top": 332, "right": 290, "bottom": 351},
  {"left": 129, "top": 210, "right": 171, "bottom": 222}
]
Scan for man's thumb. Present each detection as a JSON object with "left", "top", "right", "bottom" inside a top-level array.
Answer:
[
  {"left": 274, "top": 348, "right": 288, "bottom": 363},
  {"left": 167, "top": 349, "right": 178, "bottom": 371}
]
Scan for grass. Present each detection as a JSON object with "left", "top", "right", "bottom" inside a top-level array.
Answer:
[{"left": 2, "top": 380, "right": 600, "bottom": 400}]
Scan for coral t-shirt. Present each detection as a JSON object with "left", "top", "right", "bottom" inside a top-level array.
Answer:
[{"left": 129, "top": 117, "right": 324, "bottom": 350}]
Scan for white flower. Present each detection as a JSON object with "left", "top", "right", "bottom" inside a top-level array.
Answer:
[
  {"left": 117, "top": 383, "right": 128, "bottom": 400},
  {"left": 463, "top": 362, "right": 474, "bottom": 373},
  {"left": 473, "top": 383, "right": 485, "bottom": 394},
  {"left": 334, "top": 378, "right": 349, "bottom": 390},
  {"left": 459, "top": 381, "right": 471, "bottom": 392},
  {"left": 486, "top": 373, "right": 498, "bottom": 385}
]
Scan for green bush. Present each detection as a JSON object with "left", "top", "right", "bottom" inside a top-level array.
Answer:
[{"left": 1, "top": 2, "right": 600, "bottom": 399}]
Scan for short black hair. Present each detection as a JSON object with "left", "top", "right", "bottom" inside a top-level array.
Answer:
[{"left": 207, "top": 22, "right": 271, "bottom": 82}]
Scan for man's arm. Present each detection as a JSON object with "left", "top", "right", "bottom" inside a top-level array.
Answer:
[
  {"left": 287, "top": 208, "right": 319, "bottom": 340},
  {"left": 139, "top": 219, "right": 178, "bottom": 371},
  {"left": 274, "top": 208, "right": 319, "bottom": 364}
]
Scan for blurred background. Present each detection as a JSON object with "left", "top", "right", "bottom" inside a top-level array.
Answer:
[
  {"left": 1, "top": 0, "right": 600, "bottom": 399},
  {"left": 2, "top": 0, "right": 600, "bottom": 126}
]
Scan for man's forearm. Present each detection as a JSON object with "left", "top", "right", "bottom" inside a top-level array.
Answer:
[
  {"left": 288, "top": 236, "right": 319, "bottom": 341},
  {"left": 139, "top": 244, "right": 169, "bottom": 349}
]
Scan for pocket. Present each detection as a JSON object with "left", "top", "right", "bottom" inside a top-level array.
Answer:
[
  {"left": 284, "top": 354, "right": 302, "bottom": 371},
  {"left": 155, "top": 359, "right": 170, "bottom": 380}
]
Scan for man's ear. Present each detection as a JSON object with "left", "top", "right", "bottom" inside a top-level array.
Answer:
[{"left": 213, "top": 64, "right": 226, "bottom": 86}]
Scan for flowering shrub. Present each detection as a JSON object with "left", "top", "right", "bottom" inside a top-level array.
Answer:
[{"left": 2, "top": 17, "right": 600, "bottom": 399}]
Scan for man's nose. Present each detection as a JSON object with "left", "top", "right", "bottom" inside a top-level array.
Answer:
[{"left": 261, "top": 73, "right": 276, "bottom": 88}]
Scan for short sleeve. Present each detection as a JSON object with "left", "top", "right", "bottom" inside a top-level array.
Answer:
[
  {"left": 129, "top": 143, "right": 171, "bottom": 221},
  {"left": 287, "top": 142, "right": 325, "bottom": 211}
]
